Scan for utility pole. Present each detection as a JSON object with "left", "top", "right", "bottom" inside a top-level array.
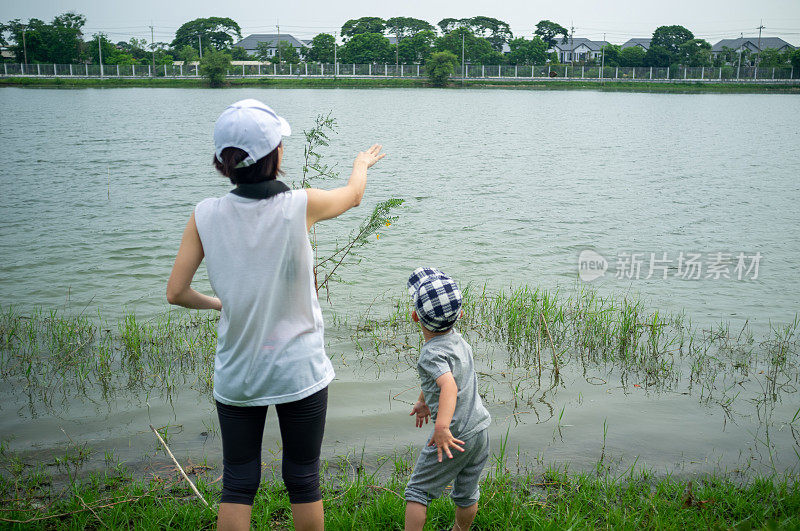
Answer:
[
  {"left": 333, "top": 31, "right": 337, "bottom": 78},
  {"left": 756, "top": 19, "right": 765, "bottom": 67},
  {"left": 737, "top": 32, "right": 743, "bottom": 78},
  {"left": 570, "top": 22, "right": 574, "bottom": 66},
  {"left": 462, "top": 30, "right": 465, "bottom": 87},
  {"left": 198, "top": 35, "right": 202, "bottom": 59},
  {"left": 601, "top": 32, "right": 606, "bottom": 80},
  {"left": 98, "top": 33, "right": 103, "bottom": 77},
  {"left": 150, "top": 24, "right": 155, "bottom": 74},
  {"left": 277, "top": 22, "right": 281, "bottom": 63},
  {"left": 395, "top": 24, "right": 399, "bottom": 70},
  {"left": 21, "top": 26, "right": 28, "bottom": 65}
]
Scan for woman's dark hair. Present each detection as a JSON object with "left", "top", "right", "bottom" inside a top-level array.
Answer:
[{"left": 213, "top": 143, "right": 283, "bottom": 185}]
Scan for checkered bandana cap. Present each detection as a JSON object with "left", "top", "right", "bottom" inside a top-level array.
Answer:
[{"left": 407, "top": 267, "right": 463, "bottom": 332}]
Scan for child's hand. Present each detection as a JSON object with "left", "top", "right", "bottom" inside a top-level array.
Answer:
[
  {"left": 409, "top": 401, "right": 430, "bottom": 428},
  {"left": 428, "top": 425, "right": 465, "bottom": 462}
]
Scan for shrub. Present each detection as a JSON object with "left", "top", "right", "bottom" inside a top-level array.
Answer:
[
  {"left": 426, "top": 50, "right": 458, "bottom": 87},
  {"left": 199, "top": 49, "right": 232, "bottom": 87}
]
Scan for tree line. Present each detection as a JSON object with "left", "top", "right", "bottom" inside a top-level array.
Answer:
[{"left": 2, "top": 13, "right": 799, "bottom": 71}]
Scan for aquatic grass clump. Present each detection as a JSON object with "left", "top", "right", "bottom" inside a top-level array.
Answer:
[{"left": 0, "top": 306, "right": 219, "bottom": 415}]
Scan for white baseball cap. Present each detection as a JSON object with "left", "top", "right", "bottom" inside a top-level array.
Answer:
[{"left": 213, "top": 99, "right": 291, "bottom": 168}]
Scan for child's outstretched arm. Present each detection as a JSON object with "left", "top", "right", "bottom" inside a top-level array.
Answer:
[
  {"left": 409, "top": 391, "right": 430, "bottom": 428},
  {"left": 428, "top": 372, "right": 465, "bottom": 462}
]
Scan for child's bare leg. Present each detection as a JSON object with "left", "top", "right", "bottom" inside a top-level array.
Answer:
[
  {"left": 404, "top": 501, "right": 427, "bottom": 531},
  {"left": 452, "top": 502, "right": 478, "bottom": 531}
]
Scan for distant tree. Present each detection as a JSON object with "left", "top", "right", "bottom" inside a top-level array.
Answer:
[
  {"left": 229, "top": 46, "right": 250, "bottom": 60},
  {"left": 599, "top": 44, "right": 621, "bottom": 66},
  {"left": 307, "top": 33, "right": 336, "bottom": 63},
  {"left": 646, "top": 25, "right": 693, "bottom": 66},
  {"left": 757, "top": 48, "right": 790, "bottom": 67},
  {"left": 87, "top": 33, "right": 117, "bottom": 64},
  {"left": 426, "top": 50, "right": 458, "bottom": 86},
  {"left": 434, "top": 27, "right": 501, "bottom": 64},
  {"left": 505, "top": 36, "right": 548, "bottom": 65},
  {"left": 534, "top": 20, "right": 569, "bottom": 48},
  {"left": 276, "top": 41, "right": 300, "bottom": 63},
  {"left": 618, "top": 46, "right": 646, "bottom": 67},
  {"left": 5, "top": 12, "right": 86, "bottom": 63},
  {"left": 468, "top": 16, "right": 513, "bottom": 52},
  {"left": 171, "top": 17, "right": 241, "bottom": 51},
  {"left": 398, "top": 29, "right": 436, "bottom": 63},
  {"left": 200, "top": 48, "right": 231, "bottom": 86},
  {"left": 254, "top": 41, "right": 274, "bottom": 62},
  {"left": 790, "top": 48, "right": 800, "bottom": 70},
  {"left": 678, "top": 38, "right": 711, "bottom": 66},
  {"left": 339, "top": 33, "right": 392, "bottom": 63},
  {"left": 176, "top": 44, "right": 198, "bottom": 63},
  {"left": 437, "top": 18, "right": 466, "bottom": 34},
  {"left": 385, "top": 17, "right": 435, "bottom": 40},
  {"left": 341, "top": 17, "right": 385, "bottom": 40}
]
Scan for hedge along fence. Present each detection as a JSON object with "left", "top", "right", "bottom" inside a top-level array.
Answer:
[{"left": 1, "top": 62, "right": 797, "bottom": 81}]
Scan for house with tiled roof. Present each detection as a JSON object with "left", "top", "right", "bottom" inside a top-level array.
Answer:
[
  {"left": 711, "top": 37, "right": 794, "bottom": 57},
  {"left": 621, "top": 38, "right": 651, "bottom": 51},
  {"left": 233, "top": 34, "right": 307, "bottom": 58},
  {"left": 551, "top": 38, "right": 609, "bottom": 63}
]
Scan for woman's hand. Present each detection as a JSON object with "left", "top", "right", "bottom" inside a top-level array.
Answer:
[
  {"left": 428, "top": 425, "right": 465, "bottom": 462},
  {"left": 354, "top": 144, "right": 386, "bottom": 168},
  {"left": 409, "top": 400, "right": 431, "bottom": 428}
]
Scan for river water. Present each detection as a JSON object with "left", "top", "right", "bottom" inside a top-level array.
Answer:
[{"left": 0, "top": 87, "right": 798, "bottom": 479}]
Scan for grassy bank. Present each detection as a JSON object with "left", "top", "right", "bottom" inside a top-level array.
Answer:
[
  {"left": 2, "top": 76, "right": 799, "bottom": 93},
  {"left": 1, "top": 461, "right": 798, "bottom": 529}
]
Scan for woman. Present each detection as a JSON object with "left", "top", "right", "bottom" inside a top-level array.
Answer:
[{"left": 167, "top": 98, "right": 385, "bottom": 531}]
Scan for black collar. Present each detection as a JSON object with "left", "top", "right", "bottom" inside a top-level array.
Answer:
[{"left": 231, "top": 180, "right": 290, "bottom": 200}]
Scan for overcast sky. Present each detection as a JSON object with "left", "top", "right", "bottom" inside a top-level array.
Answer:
[{"left": 2, "top": 0, "right": 799, "bottom": 45}]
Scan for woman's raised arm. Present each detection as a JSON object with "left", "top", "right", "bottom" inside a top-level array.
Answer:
[{"left": 306, "top": 144, "right": 385, "bottom": 230}]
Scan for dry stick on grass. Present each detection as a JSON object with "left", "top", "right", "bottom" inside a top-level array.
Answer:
[
  {"left": 540, "top": 313, "right": 560, "bottom": 376},
  {"left": 149, "top": 424, "right": 210, "bottom": 508}
]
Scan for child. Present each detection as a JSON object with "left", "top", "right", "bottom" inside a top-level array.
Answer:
[{"left": 404, "top": 267, "right": 492, "bottom": 531}]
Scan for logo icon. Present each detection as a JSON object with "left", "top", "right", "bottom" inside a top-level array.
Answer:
[{"left": 578, "top": 250, "right": 608, "bottom": 282}]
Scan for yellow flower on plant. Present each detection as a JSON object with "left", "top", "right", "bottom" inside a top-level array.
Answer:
[
  {"left": 376, "top": 234, "right": 380, "bottom": 240},
  {"left": 384, "top": 221, "right": 391, "bottom": 227}
]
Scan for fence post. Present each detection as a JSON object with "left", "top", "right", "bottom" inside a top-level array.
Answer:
[
  {"left": 195, "top": 64, "right": 198, "bottom": 76},
  {"left": 792, "top": 66, "right": 794, "bottom": 79},
  {"left": 87, "top": 64, "right": 89, "bottom": 76},
  {"left": 650, "top": 66, "right": 652, "bottom": 79},
  {"left": 306, "top": 63, "right": 308, "bottom": 76},
  {"left": 132, "top": 64, "right": 135, "bottom": 76},
  {"left": 719, "top": 67, "right": 722, "bottom": 80},
  {"left": 482, "top": 65, "right": 485, "bottom": 77},
  {"left": 581, "top": 65, "right": 584, "bottom": 78},
  {"left": 290, "top": 63, "right": 292, "bottom": 75},
  {"left": 400, "top": 64, "right": 403, "bottom": 77},
  {"left": 98, "top": 63, "right": 101, "bottom": 78},
  {"left": 466, "top": 64, "right": 469, "bottom": 78},
  {"left": 754, "top": 66, "right": 757, "bottom": 80},
  {"left": 700, "top": 66, "right": 704, "bottom": 79},
  {"left": 547, "top": 64, "right": 550, "bottom": 77},
  {"left": 417, "top": 64, "right": 420, "bottom": 76},
  {"left": 321, "top": 64, "right": 324, "bottom": 76},
  {"left": 684, "top": 67, "right": 687, "bottom": 79},
  {"left": 148, "top": 64, "right": 151, "bottom": 77},
  {"left": 615, "top": 66, "right": 618, "bottom": 79},
  {"left": 772, "top": 67, "right": 775, "bottom": 80},
  {"left": 3, "top": 63, "right": 6, "bottom": 76},
  {"left": 515, "top": 65, "right": 518, "bottom": 77},
  {"left": 666, "top": 66, "right": 669, "bottom": 80},
  {"left": 117, "top": 64, "right": 120, "bottom": 76},
  {"left": 632, "top": 67, "right": 635, "bottom": 80},
  {"left": 385, "top": 63, "right": 387, "bottom": 76},
  {"left": 274, "top": 63, "right": 277, "bottom": 75},
  {"left": 37, "top": 63, "right": 41, "bottom": 76},
  {"left": 368, "top": 63, "right": 371, "bottom": 76},
  {"left": 736, "top": 63, "right": 740, "bottom": 79}
]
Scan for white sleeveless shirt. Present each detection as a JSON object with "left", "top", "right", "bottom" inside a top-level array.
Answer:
[{"left": 194, "top": 189, "right": 334, "bottom": 406}]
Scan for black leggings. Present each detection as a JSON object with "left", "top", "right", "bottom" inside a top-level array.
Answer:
[{"left": 216, "top": 386, "right": 328, "bottom": 505}]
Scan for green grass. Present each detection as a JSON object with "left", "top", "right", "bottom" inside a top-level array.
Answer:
[
  {"left": 0, "top": 462, "right": 798, "bottom": 529},
  {"left": 2, "top": 76, "right": 799, "bottom": 93}
]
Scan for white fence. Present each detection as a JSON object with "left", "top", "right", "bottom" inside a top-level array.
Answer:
[{"left": 1, "top": 62, "right": 797, "bottom": 82}]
